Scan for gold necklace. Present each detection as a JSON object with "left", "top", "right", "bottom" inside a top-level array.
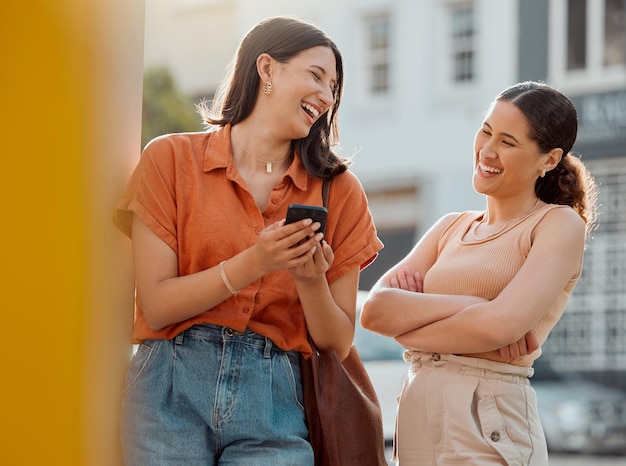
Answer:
[
  {"left": 237, "top": 140, "right": 292, "bottom": 174},
  {"left": 473, "top": 198, "right": 541, "bottom": 241}
]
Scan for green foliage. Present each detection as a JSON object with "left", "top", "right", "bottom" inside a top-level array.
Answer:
[{"left": 141, "top": 67, "right": 203, "bottom": 149}]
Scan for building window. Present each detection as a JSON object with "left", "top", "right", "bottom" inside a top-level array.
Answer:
[
  {"left": 553, "top": 0, "right": 626, "bottom": 85},
  {"left": 604, "top": 0, "right": 626, "bottom": 66},
  {"left": 567, "top": 0, "right": 587, "bottom": 70},
  {"left": 450, "top": 5, "right": 475, "bottom": 82},
  {"left": 365, "top": 14, "right": 391, "bottom": 95},
  {"left": 564, "top": 0, "right": 625, "bottom": 69}
]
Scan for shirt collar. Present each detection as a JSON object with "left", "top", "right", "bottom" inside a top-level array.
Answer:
[{"left": 203, "top": 124, "right": 309, "bottom": 192}]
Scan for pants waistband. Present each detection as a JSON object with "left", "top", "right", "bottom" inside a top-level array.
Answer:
[
  {"left": 404, "top": 351, "right": 533, "bottom": 384},
  {"left": 175, "top": 324, "right": 278, "bottom": 359}
]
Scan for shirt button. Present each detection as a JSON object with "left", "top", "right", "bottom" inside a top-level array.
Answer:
[
  {"left": 490, "top": 431, "right": 500, "bottom": 442},
  {"left": 255, "top": 229, "right": 261, "bottom": 235},
  {"left": 243, "top": 307, "right": 250, "bottom": 313},
  {"left": 271, "top": 198, "right": 278, "bottom": 204}
]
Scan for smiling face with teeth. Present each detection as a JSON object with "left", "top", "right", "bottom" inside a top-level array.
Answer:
[
  {"left": 472, "top": 100, "right": 552, "bottom": 200},
  {"left": 266, "top": 45, "right": 337, "bottom": 140}
]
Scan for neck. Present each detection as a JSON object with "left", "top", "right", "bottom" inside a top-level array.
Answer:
[
  {"left": 472, "top": 198, "right": 541, "bottom": 241},
  {"left": 482, "top": 197, "right": 541, "bottom": 225},
  {"left": 230, "top": 126, "right": 292, "bottom": 174}
]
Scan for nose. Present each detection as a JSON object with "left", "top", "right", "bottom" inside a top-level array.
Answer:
[
  {"left": 479, "top": 139, "right": 497, "bottom": 159},
  {"left": 319, "top": 86, "right": 334, "bottom": 109}
]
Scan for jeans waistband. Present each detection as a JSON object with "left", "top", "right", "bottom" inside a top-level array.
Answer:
[{"left": 175, "top": 323, "right": 279, "bottom": 358}]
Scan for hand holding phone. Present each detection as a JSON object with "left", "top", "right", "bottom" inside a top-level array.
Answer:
[{"left": 285, "top": 204, "right": 328, "bottom": 235}]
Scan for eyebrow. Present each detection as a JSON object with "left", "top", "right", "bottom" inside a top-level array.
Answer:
[{"left": 483, "top": 122, "right": 521, "bottom": 145}]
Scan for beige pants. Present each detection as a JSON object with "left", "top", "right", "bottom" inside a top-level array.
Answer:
[{"left": 394, "top": 352, "right": 548, "bottom": 465}]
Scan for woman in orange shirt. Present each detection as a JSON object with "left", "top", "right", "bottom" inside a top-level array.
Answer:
[
  {"left": 114, "top": 16, "right": 382, "bottom": 465},
  {"left": 361, "top": 81, "right": 598, "bottom": 465}
]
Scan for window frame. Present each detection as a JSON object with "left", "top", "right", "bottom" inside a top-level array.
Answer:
[
  {"left": 362, "top": 12, "right": 392, "bottom": 96},
  {"left": 449, "top": 4, "right": 475, "bottom": 83},
  {"left": 548, "top": 0, "right": 626, "bottom": 92},
  {"left": 437, "top": 0, "right": 477, "bottom": 90}
]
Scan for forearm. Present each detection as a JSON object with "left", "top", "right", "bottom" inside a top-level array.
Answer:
[
  {"left": 135, "top": 214, "right": 327, "bottom": 331},
  {"left": 295, "top": 274, "right": 355, "bottom": 360},
  {"left": 361, "top": 287, "right": 487, "bottom": 337},
  {"left": 394, "top": 302, "right": 522, "bottom": 354},
  {"left": 138, "top": 247, "right": 265, "bottom": 330}
]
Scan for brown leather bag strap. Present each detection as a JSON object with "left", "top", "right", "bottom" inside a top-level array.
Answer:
[{"left": 322, "top": 179, "right": 330, "bottom": 209}]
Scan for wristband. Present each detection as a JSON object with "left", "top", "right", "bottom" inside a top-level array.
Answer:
[{"left": 219, "top": 260, "right": 240, "bottom": 295}]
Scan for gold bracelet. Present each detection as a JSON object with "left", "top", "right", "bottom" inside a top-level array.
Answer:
[{"left": 219, "top": 260, "right": 240, "bottom": 295}]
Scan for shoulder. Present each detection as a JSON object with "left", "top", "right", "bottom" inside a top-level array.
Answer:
[
  {"left": 143, "top": 131, "right": 212, "bottom": 156},
  {"left": 328, "top": 169, "right": 365, "bottom": 195},
  {"left": 140, "top": 131, "right": 214, "bottom": 170},
  {"left": 434, "top": 211, "right": 478, "bottom": 234},
  {"left": 537, "top": 204, "right": 585, "bottom": 231},
  {"left": 324, "top": 170, "right": 369, "bottom": 211},
  {"left": 416, "top": 211, "right": 473, "bottom": 246},
  {"left": 534, "top": 204, "right": 586, "bottom": 244}
]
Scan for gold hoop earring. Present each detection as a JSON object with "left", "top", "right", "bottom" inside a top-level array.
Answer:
[{"left": 263, "top": 81, "right": 272, "bottom": 96}]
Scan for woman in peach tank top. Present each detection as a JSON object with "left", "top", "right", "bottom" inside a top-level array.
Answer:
[{"left": 362, "top": 81, "right": 598, "bottom": 465}]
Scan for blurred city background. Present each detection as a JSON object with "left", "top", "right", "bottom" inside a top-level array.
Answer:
[{"left": 141, "top": 0, "right": 625, "bottom": 462}]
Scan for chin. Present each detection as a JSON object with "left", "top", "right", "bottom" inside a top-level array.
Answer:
[
  {"left": 292, "top": 126, "right": 312, "bottom": 140},
  {"left": 472, "top": 177, "right": 489, "bottom": 196}
]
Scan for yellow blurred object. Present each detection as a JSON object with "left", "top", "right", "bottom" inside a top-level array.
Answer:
[{"left": 1, "top": 1, "right": 144, "bottom": 464}]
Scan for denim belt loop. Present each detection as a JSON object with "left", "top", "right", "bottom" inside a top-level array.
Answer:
[
  {"left": 174, "top": 332, "right": 184, "bottom": 346},
  {"left": 263, "top": 337, "right": 272, "bottom": 359}
]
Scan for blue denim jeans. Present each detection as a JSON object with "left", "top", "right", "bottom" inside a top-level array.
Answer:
[{"left": 120, "top": 324, "right": 313, "bottom": 465}]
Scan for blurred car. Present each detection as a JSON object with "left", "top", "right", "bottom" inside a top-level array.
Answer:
[
  {"left": 531, "top": 357, "right": 626, "bottom": 455},
  {"left": 354, "top": 291, "right": 626, "bottom": 454}
]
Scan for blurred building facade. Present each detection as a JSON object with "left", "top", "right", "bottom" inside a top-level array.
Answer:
[{"left": 144, "top": 0, "right": 626, "bottom": 388}]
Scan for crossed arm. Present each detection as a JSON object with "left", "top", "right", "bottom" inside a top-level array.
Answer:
[{"left": 360, "top": 208, "right": 585, "bottom": 358}]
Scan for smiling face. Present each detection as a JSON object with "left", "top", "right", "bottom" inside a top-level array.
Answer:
[
  {"left": 264, "top": 46, "right": 337, "bottom": 139},
  {"left": 472, "top": 100, "right": 550, "bottom": 199}
]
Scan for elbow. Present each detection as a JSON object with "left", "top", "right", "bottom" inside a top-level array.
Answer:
[
  {"left": 338, "top": 345, "right": 351, "bottom": 361},
  {"left": 359, "top": 297, "right": 377, "bottom": 331},
  {"left": 335, "top": 328, "right": 355, "bottom": 361},
  {"left": 315, "top": 337, "right": 352, "bottom": 361},
  {"left": 482, "top": 324, "right": 523, "bottom": 350},
  {"left": 136, "top": 285, "right": 177, "bottom": 331},
  {"left": 139, "top": 300, "right": 170, "bottom": 332},
  {"left": 143, "top": 311, "right": 168, "bottom": 332},
  {"left": 359, "top": 292, "right": 389, "bottom": 335}
]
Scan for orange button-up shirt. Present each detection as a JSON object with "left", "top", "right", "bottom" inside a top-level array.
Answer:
[{"left": 114, "top": 125, "right": 383, "bottom": 354}]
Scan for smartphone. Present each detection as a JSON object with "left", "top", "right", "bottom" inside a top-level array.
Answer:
[{"left": 285, "top": 204, "right": 328, "bottom": 235}]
